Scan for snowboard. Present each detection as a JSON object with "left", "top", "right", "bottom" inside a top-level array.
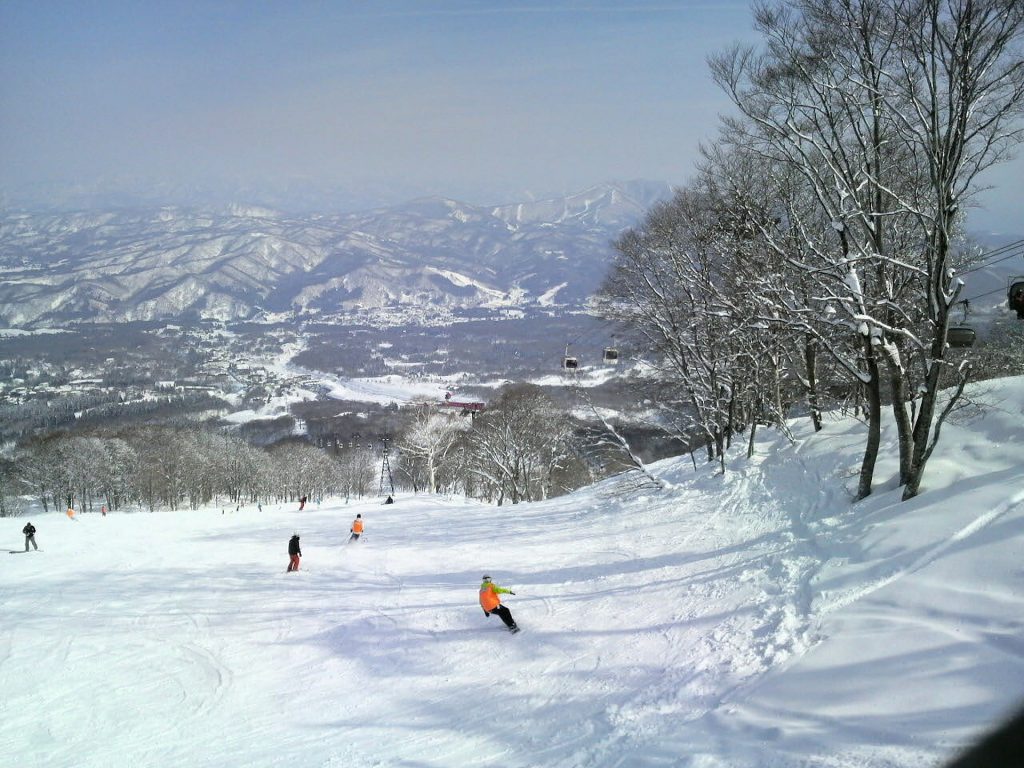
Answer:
[{"left": 9, "top": 550, "right": 41, "bottom": 554}]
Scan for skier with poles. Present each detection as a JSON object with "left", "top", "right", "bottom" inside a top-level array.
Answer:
[
  {"left": 479, "top": 575, "right": 519, "bottom": 633},
  {"left": 348, "top": 514, "right": 364, "bottom": 543}
]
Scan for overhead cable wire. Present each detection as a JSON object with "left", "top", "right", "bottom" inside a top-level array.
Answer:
[
  {"left": 959, "top": 239, "right": 1024, "bottom": 275},
  {"left": 960, "top": 285, "right": 1012, "bottom": 304}
]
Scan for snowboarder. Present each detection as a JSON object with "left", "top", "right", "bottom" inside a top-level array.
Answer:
[
  {"left": 287, "top": 533, "right": 302, "bottom": 572},
  {"left": 348, "top": 514, "right": 363, "bottom": 543},
  {"left": 479, "top": 575, "right": 519, "bottom": 633},
  {"left": 22, "top": 522, "right": 38, "bottom": 552},
  {"left": 298, "top": 495, "right": 307, "bottom": 511},
  {"left": 384, "top": 495, "right": 394, "bottom": 504},
  {"left": 66, "top": 506, "right": 77, "bottom": 521}
]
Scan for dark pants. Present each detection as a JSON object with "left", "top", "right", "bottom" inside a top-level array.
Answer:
[
  {"left": 287, "top": 554, "right": 300, "bottom": 571},
  {"left": 490, "top": 604, "right": 517, "bottom": 629},
  {"left": 348, "top": 533, "right": 360, "bottom": 543},
  {"left": 24, "top": 535, "right": 37, "bottom": 551}
]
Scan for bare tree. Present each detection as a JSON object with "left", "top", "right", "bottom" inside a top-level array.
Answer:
[
  {"left": 599, "top": 181, "right": 804, "bottom": 473},
  {"left": 0, "top": 459, "right": 23, "bottom": 517},
  {"left": 96, "top": 436, "right": 138, "bottom": 511},
  {"left": 709, "top": 0, "right": 1024, "bottom": 499},
  {"left": 467, "top": 384, "right": 574, "bottom": 504},
  {"left": 889, "top": 0, "right": 1024, "bottom": 498},
  {"left": 397, "top": 406, "right": 468, "bottom": 494},
  {"left": 336, "top": 445, "right": 376, "bottom": 502}
]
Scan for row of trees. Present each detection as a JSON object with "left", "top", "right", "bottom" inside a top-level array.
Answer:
[
  {"left": 600, "top": 0, "right": 1024, "bottom": 499},
  {"left": 1, "top": 427, "right": 378, "bottom": 516},
  {"left": 0, "top": 391, "right": 229, "bottom": 442},
  {"left": 1, "top": 383, "right": 602, "bottom": 515}
]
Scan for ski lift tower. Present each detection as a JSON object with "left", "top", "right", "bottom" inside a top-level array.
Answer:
[{"left": 379, "top": 437, "right": 395, "bottom": 497}]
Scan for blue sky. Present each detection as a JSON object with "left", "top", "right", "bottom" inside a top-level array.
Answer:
[
  {"left": 0, "top": 1, "right": 756, "bottom": 206},
  {"left": 0, "top": 1, "right": 1019, "bottom": 230}
]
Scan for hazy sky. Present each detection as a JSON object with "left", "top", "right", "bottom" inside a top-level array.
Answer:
[{"left": 0, "top": 0, "right": 1019, "bottom": 229}]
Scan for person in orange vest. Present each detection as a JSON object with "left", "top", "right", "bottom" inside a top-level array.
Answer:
[
  {"left": 348, "top": 514, "right": 364, "bottom": 543},
  {"left": 479, "top": 575, "right": 519, "bottom": 633},
  {"left": 66, "top": 506, "right": 78, "bottom": 521}
]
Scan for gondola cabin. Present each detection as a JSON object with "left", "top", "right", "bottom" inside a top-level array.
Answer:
[
  {"left": 562, "top": 356, "right": 579, "bottom": 371},
  {"left": 602, "top": 347, "right": 619, "bottom": 365},
  {"left": 946, "top": 326, "right": 976, "bottom": 348},
  {"left": 1009, "top": 278, "right": 1024, "bottom": 319}
]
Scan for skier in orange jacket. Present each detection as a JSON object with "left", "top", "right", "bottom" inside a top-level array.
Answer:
[
  {"left": 348, "top": 514, "right": 363, "bottom": 543},
  {"left": 479, "top": 575, "right": 519, "bottom": 633}
]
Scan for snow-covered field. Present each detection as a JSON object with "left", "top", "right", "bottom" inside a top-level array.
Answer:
[{"left": 3, "top": 377, "right": 1024, "bottom": 767}]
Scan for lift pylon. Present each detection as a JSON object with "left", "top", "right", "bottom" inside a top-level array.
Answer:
[{"left": 378, "top": 437, "right": 395, "bottom": 496}]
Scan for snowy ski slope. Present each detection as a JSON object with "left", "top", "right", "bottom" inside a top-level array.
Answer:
[{"left": 3, "top": 377, "right": 1024, "bottom": 767}]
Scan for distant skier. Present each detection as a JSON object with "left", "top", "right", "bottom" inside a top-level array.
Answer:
[
  {"left": 384, "top": 495, "right": 394, "bottom": 505},
  {"left": 348, "top": 514, "right": 364, "bottom": 543},
  {"left": 22, "top": 522, "right": 38, "bottom": 552},
  {"left": 479, "top": 575, "right": 519, "bottom": 633},
  {"left": 287, "top": 533, "right": 302, "bottom": 572},
  {"left": 298, "top": 495, "right": 307, "bottom": 511},
  {"left": 66, "top": 506, "right": 77, "bottom": 521}
]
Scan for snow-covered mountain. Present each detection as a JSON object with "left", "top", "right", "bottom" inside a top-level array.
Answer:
[{"left": 0, "top": 181, "right": 672, "bottom": 328}]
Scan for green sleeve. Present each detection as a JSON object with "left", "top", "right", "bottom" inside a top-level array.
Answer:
[{"left": 495, "top": 586, "right": 512, "bottom": 595}]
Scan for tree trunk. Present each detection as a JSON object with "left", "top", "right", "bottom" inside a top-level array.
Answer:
[
  {"left": 857, "top": 344, "right": 882, "bottom": 501},
  {"left": 885, "top": 356, "right": 914, "bottom": 485},
  {"left": 804, "top": 336, "right": 822, "bottom": 432},
  {"left": 902, "top": 359, "right": 941, "bottom": 499},
  {"left": 903, "top": 217, "right": 956, "bottom": 499}
]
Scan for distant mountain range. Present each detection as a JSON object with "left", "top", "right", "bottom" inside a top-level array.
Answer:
[{"left": 0, "top": 180, "right": 673, "bottom": 328}]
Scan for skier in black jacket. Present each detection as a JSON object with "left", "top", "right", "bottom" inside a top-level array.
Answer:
[
  {"left": 287, "top": 533, "right": 301, "bottom": 572},
  {"left": 22, "top": 522, "right": 38, "bottom": 552}
]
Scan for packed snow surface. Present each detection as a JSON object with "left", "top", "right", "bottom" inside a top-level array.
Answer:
[{"left": 3, "top": 377, "right": 1024, "bottom": 767}]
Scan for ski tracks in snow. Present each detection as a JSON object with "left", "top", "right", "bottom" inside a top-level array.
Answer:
[
  {"left": 819, "top": 487, "right": 1024, "bottom": 616},
  {"left": 708, "top": 447, "right": 843, "bottom": 696},
  {"left": 719, "top": 447, "right": 1024, "bottom": 710},
  {"left": 542, "top": 470, "right": 823, "bottom": 766}
]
